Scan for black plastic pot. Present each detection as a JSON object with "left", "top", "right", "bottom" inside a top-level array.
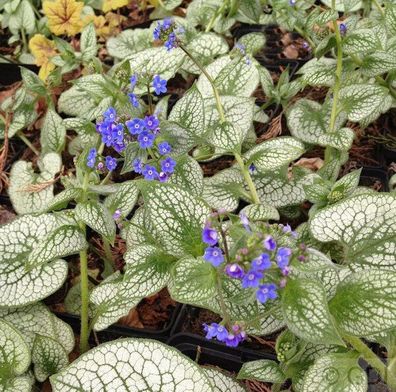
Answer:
[
  {"left": 167, "top": 333, "right": 277, "bottom": 372},
  {"left": 383, "top": 144, "right": 396, "bottom": 166},
  {"left": 55, "top": 303, "right": 182, "bottom": 344},
  {"left": 0, "top": 63, "right": 39, "bottom": 88},
  {"left": 360, "top": 167, "right": 389, "bottom": 192}
]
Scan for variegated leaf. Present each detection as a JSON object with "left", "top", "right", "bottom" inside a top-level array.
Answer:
[
  {"left": 204, "top": 368, "right": 246, "bottom": 392},
  {"left": 330, "top": 270, "right": 396, "bottom": 336},
  {"left": 75, "top": 201, "right": 116, "bottom": 243},
  {"left": 142, "top": 184, "right": 210, "bottom": 257},
  {"left": 32, "top": 335, "right": 68, "bottom": 382},
  {"left": 298, "top": 58, "right": 337, "bottom": 87},
  {"left": 301, "top": 352, "right": 367, "bottom": 392},
  {"left": 237, "top": 32, "right": 266, "bottom": 55},
  {"left": 0, "top": 214, "right": 71, "bottom": 307},
  {"left": 50, "top": 339, "right": 213, "bottom": 391},
  {"left": 237, "top": 360, "right": 285, "bottom": 383},
  {"left": 46, "top": 188, "right": 82, "bottom": 211},
  {"left": 343, "top": 28, "right": 380, "bottom": 56},
  {"left": 170, "top": 257, "right": 217, "bottom": 303},
  {"left": 244, "top": 137, "right": 305, "bottom": 172},
  {"left": 310, "top": 194, "right": 396, "bottom": 270},
  {"left": 209, "top": 121, "right": 244, "bottom": 152},
  {"left": 320, "top": 0, "right": 362, "bottom": 12},
  {"left": 106, "top": 28, "right": 151, "bottom": 59},
  {"left": 339, "top": 84, "right": 392, "bottom": 125},
  {"left": 182, "top": 33, "right": 229, "bottom": 74},
  {"left": 0, "top": 303, "right": 74, "bottom": 353},
  {"left": 104, "top": 180, "right": 139, "bottom": 218},
  {"left": 168, "top": 84, "right": 206, "bottom": 138},
  {"left": 168, "top": 155, "right": 204, "bottom": 196},
  {"left": 129, "top": 47, "right": 186, "bottom": 80},
  {"left": 281, "top": 278, "right": 344, "bottom": 345},
  {"left": 0, "top": 319, "right": 31, "bottom": 378},
  {"left": 41, "top": 109, "right": 66, "bottom": 153},
  {"left": 240, "top": 203, "right": 280, "bottom": 221},
  {"left": 9, "top": 153, "right": 62, "bottom": 214},
  {"left": 287, "top": 99, "right": 354, "bottom": 151}
]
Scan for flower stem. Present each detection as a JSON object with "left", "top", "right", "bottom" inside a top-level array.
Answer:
[
  {"left": 147, "top": 83, "right": 154, "bottom": 115},
  {"left": 17, "top": 131, "right": 40, "bottom": 156},
  {"left": 343, "top": 335, "right": 396, "bottom": 392},
  {"left": 79, "top": 173, "right": 90, "bottom": 354},
  {"left": 179, "top": 45, "right": 226, "bottom": 123},
  {"left": 234, "top": 152, "right": 261, "bottom": 204},
  {"left": 329, "top": 11, "right": 343, "bottom": 133}
]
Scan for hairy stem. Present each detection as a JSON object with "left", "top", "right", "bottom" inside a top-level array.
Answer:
[
  {"left": 17, "top": 131, "right": 40, "bottom": 156},
  {"left": 79, "top": 173, "right": 90, "bottom": 354},
  {"left": 179, "top": 45, "right": 226, "bottom": 123},
  {"left": 234, "top": 153, "right": 261, "bottom": 204},
  {"left": 344, "top": 335, "right": 396, "bottom": 392}
]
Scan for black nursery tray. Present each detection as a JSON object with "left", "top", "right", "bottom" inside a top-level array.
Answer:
[
  {"left": 0, "top": 63, "right": 39, "bottom": 88},
  {"left": 167, "top": 333, "right": 277, "bottom": 373},
  {"left": 360, "top": 167, "right": 389, "bottom": 192},
  {"left": 55, "top": 303, "right": 182, "bottom": 344}
]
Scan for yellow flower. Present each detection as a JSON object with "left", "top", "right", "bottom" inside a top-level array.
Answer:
[
  {"left": 43, "top": 0, "right": 84, "bottom": 36},
  {"left": 29, "top": 34, "right": 58, "bottom": 81},
  {"left": 102, "top": 0, "right": 129, "bottom": 13}
]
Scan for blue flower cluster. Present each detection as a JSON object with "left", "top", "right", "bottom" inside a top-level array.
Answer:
[
  {"left": 203, "top": 322, "right": 246, "bottom": 347},
  {"left": 86, "top": 73, "right": 175, "bottom": 182},
  {"left": 202, "top": 214, "right": 305, "bottom": 304},
  {"left": 234, "top": 43, "right": 251, "bottom": 65},
  {"left": 153, "top": 18, "right": 184, "bottom": 51}
]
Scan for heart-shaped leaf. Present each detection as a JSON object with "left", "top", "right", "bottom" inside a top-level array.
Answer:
[
  {"left": 310, "top": 194, "right": 396, "bottom": 270},
  {"left": 238, "top": 360, "right": 285, "bottom": 383},
  {"left": 50, "top": 339, "right": 213, "bottom": 391}
]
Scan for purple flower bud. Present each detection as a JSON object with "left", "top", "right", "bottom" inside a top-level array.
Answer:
[
  {"left": 112, "top": 209, "right": 122, "bottom": 220},
  {"left": 279, "top": 278, "right": 287, "bottom": 288},
  {"left": 240, "top": 248, "right": 249, "bottom": 256},
  {"left": 289, "top": 0, "right": 296, "bottom": 5},
  {"left": 339, "top": 23, "right": 347, "bottom": 35},
  {"left": 263, "top": 235, "right": 277, "bottom": 251},
  {"left": 281, "top": 266, "right": 290, "bottom": 276},
  {"left": 298, "top": 255, "right": 306, "bottom": 262},
  {"left": 239, "top": 213, "right": 250, "bottom": 232},
  {"left": 225, "top": 263, "right": 245, "bottom": 279},
  {"left": 97, "top": 162, "right": 104, "bottom": 171},
  {"left": 158, "top": 171, "right": 169, "bottom": 182}
]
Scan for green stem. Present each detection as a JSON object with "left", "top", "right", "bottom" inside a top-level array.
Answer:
[
  {"left": 20, "top": 28, "right": 28, "bottom": 53},
  {"left": 344, "top": 335, "right": 396, "bottom": 392},
  {"left": 216, "top": 274, "right": 231, "bottom": 326},
  {"left": 102, "top": 237, "right": 115, "bottom": 277},
  {"left": 0, "top": 54, "right": 18, "bottom": 64},
  {"left": 79, "top": 173, "right": 90, "bottom": 354},
  {"left": 329, "top": 14, "right": 343, "bottom": 133},
  {"left": 17, "top": 131, "right": 40, "bottom": 156},
  {"left": 205, "top": 0, "right": 228, "bottom": 32},
  {"left": 234, "top": 152, "right": 261, "bottom": 204},
  {"left": 179, "top": 45, "right": 226, "bottom": 123},
  {"left": 372, "top": 0, "right": 385, "bottom": 16}
]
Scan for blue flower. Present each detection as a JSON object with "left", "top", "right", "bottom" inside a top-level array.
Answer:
[
  {"left": 340, "top": 23, "right": 347, "bottom": 35},
  {"left": 204, "top": 246, "right": 224, "bottom": 267},
  {"left": 111, "top": 123, "right": 124, "bottom": 143},
  {"left": 158, "top": 141, "right": 172, "bottom": 155},
  {"left": 126, "top": 118, "right": 145, "bottom": 135},
  {"left": 256, "top": 283, "right": 278, "bottom": 304},
  {"left": 289, "top": 0, "right": 296, "bottom": 5},
  {"left": 225, "top": 263, "right": 245, "bottom": 279},
  {"left": 263, "top": 235, "right": 276, "bottom": 251},
  {"left": 164, "top": 32, "right": 177, "bottom": 51},
  {"left": 242, "top": 270, "right": 263, "bottom": 288},
  {"left": 152, "top": 75, "right": 167, "bottom": 95},
  {"left": 235, "top": 42, "right": 246, "bottom": 55},
  {"left": 160, "top": 157, "right": 176, "bottom": 174},
  {"left": 144, "top": 115, "right": 160, "bottom": 130},
  {"left": 105, "top": 156, "right": 117, "bottom": 171},
  {"left": 132, "top": 158, "right": 144, "bottom": 174},
  {"left": 128, "top": 93, "right": 139, "bottom": 108},
  {"left": 113, "top": 140, "right": 125, "bottom": 153},
  {"left": 142, "top": 164, "right": 158, "bottom": 181},
  {"left": 86, "top": 148, "right": 97, "bottom": 168},
  {"left": 248, "top": 163, "right": 256, "bottom": 174},
  {"left": 276, "top": 247, "right": 292, "bottom": 269},
  {"left": 104, "top": 107, "right": 116, "bottom": 121},
  {"left": 203, "top": 323, "right": 218, "bottom": 339},
  {"left": 251, "top": 253, "right": 271, "bottom": 271},
  {"left": 214, "top": 324, "right": 228, "bottom": 342},
  {"left": 158, "top": 171, "right": 169, "bottom": 182},
  {"left": 130, "top": 74, "right": 138, "bottom": 87},
  {"left": 202, "top": 226, "right": 218, "bottom": 246},
  {"left": 138, "top": 131, "right": 155, "bottom": 149}
]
